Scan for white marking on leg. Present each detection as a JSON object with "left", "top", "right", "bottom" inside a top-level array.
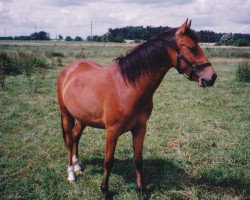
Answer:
[
  {"left": 67, "top": 165, "right": 75, "bottom": 182},
  {"left": 72, "top": 155, "right": 82, "bottom": 174},
  {"left": 74, "top": 163, "right": 82, "bottom": 174},
  {"left": 72, "top": 155, "right": 78, "bottom": 164}
]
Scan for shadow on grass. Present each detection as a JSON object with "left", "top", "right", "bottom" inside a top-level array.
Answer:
[{"left": 81, "top": 157, "right": 249, "bottom": 199}]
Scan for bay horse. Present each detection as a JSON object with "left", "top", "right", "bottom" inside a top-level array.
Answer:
[{"left": 57, "top": 19, "right": 217, "bottom": 198}]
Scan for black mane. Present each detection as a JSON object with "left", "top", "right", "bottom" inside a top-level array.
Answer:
[{"left": 115, "top": 28, "right": 198, "bottom": 83}]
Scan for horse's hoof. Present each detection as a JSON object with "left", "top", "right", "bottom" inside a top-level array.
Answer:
[
  {"left": 68, "top": 179, "right": 75, "bottom": 184},
  {"left": 137, "top": 187, "right": 150, "bottom": 200},
  {"left": 67, "top": 175, "right": 75, "bottom": 183},
  {"left": 101, "top": 192, "right": 108, "bottom": 200},
  {"left": 68, "top": 165, "right": 75, "bottom": 183},
  {"left": 141, "top": 192, "right": 150, "bottom": 200},
  {"left": 101, "top": 191, "right": 113, "bottom": 200},
  {"left": 75, "top": 170, "right": 83, "bottom": 175}
]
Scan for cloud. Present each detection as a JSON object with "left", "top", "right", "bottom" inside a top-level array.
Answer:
[
  {"left": 122, "top": 0, "right": 193, "bottom": 5},
  {"left": 192, "top": 0, "right": 250, "bottom": 32},
  {"left": 0, "top": 0, "right": 13, "bottom": 2},
  {"left": 41, "top": 0, "right": 84, "bottom": 7},
  {"left": 0, "top": 0, "right": 249, "bottom": 38}
]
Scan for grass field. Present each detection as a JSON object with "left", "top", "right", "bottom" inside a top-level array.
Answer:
[{"left": 0, "top": 42, "right": 250, "bottom": 200}]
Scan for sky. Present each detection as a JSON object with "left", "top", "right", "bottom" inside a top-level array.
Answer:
[{"left": 0, "top": 0, "right": 249, "bottom": 39}]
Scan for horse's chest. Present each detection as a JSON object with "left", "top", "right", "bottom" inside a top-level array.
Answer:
[{"left": 120, "top": 103, "right": 153, "bottom": 131}]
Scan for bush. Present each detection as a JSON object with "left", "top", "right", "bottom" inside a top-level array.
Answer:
[
  {"left": 14, "top": 50, "right": 47, "bottom": 78},
  {"left": 45, "top": 51, "right": 65, "bottom": 58},
  {"left": 0, "top": 51, "right": 20, "bottom": 88},
  {"left": 57, "top": 58, "right": 63, "bottom": 67},
  {"left": 236, "top": 61, "right": 250, "bottom": 82},
  {"left": 74, "top": 49, "right": 85, "bottom": 59},
  {"left": 219, "top": 34, "right": 250, "bottom": 47},
  {"left": 0, "top": 50, "right": 47, "bottom": 89},
  {"left": 0, "top": 51, "right": 21, "bottom": 76},
  {"left": 233, "top": 39, "right": 250, "bottom": 47}
]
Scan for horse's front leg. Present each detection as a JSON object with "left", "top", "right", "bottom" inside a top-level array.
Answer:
[
  {"left": 132, "top": 125, "right": 149, "bottom": 199},
  {"left": 100, "top": 128, "right": 119, "bottom": 199}
]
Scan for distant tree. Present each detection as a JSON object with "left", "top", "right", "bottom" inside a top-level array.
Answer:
[
  {"left": 65, "top": 36, "right": 73, "bottom": 41},
  {"left": 92, "top": 35, "right": 102, "bottom": 42},
  {"left": 74, "top": 36, "right": 83, "bottom": 41},
  {"left": 30, "top": 32, "right": 38, "bottom": 40},
  {"left": 114, "top": 36, "right": 125, "bottom": 43},
  {"left": 233, "top": 38, "right": 250, "bottom": 47},
  {"left": 85, "top": 26, "right": 250, "bottom": 44},
  {"left": 14, "top": 36, "right": 30, "bottom": 40},
  {"left": 29, "top": 31, "right": 50, "bottom": 40},
  {"left": 58, "top": 34, "right": 63, "bottom": 40},
  {"left": 220, "top": 33, "right": 234, "bottom": 45},
  {"left": 0, "top": 36, "right": 13, "bottom": 40},
  {"left": 86, "top": 36, "right": 92, "bottom": 41}
]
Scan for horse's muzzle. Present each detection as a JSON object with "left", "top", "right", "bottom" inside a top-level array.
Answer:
[{"left": 199, "top": 73, "right": 217, "bottom": 87}]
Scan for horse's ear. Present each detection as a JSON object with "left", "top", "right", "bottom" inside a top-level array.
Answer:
[
  {"left": 187, "top": 20, "right": 192, "bottom": 29},
  {"left": 176, "top": 18, "right": 188, "bottom": 36}
]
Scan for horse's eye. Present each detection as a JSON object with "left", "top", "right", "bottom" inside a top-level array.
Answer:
[{"left": 188, "top": 46, "right": 196, "bottom": 52}]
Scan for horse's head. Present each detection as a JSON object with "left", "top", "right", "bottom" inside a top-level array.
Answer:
[{"left": 175, "top": 19, "right": 217, "bottom": 87}]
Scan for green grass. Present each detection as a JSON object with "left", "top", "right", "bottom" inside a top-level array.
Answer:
[
  {"left": 236, "top": 61, "right": 250, "bottom": 82},
  {"left": 0, "top": 44, "right": 250, "bottom": 199},
  {"left": 204, "top": 47, "right": 250, "bottom": 58}
]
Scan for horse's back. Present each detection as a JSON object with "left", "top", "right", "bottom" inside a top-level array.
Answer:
[{"left": 59, "top": 60, "right": 102, "bottom": 82}]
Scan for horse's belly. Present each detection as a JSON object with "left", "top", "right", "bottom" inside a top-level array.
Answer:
[
  {"left": 66, "top": 105, "right": 105, "bottom": 129},
  {"left": 63, "top": 85, "right": 105, "bottom": 129}
]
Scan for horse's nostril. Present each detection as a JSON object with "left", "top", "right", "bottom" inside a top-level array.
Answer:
[
  {"left": 212, "top": 73, "right": 217, "bottom": 82},
  {"left": 204, "top": 74, "right": 217, "bottom": 87}
]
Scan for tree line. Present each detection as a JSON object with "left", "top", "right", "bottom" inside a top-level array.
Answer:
[
  {"left": 1, "top": 26, "right": 250, "bottom": 45},
  {"left": 88, "top": 26, "right": 250, "bottom": 45},
  {"left": 0, "top": 32, "right": 83, "bottom": 41},
  {"left": 0, "top": 31, "right": 50, "bottom": 41}
]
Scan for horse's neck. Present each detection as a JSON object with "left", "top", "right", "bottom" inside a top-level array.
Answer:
[
  {"left": 133, "top": 68, "right": 169, "bottom": 98},
  {"left": 110, "top": 66, "right": 170, "bottom": 111},
  {"left": 110, "top": 46, "right": 175, "bottom": 105},
  {"left": 133, "top": 47, "right": 176, "bottom": 97}
]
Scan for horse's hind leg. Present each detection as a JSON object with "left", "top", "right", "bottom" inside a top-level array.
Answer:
[
  {"left": 61, "top": 111, "right": 75, "bottom": 182},
  {"left": 72, "top": 120, "right": 85, "bottom": 175}
]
